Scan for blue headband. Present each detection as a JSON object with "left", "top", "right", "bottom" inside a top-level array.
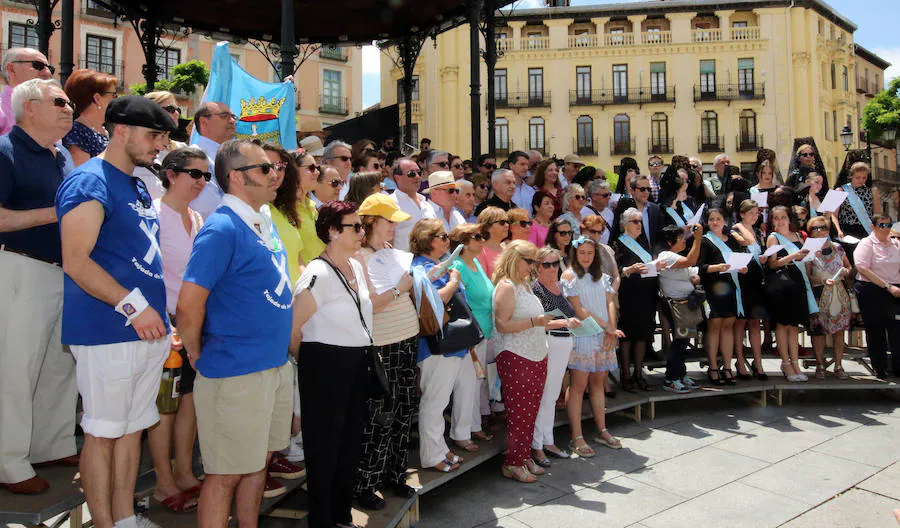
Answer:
[{"left": 572, "top": 236, "right": 594, "bottom": 248}]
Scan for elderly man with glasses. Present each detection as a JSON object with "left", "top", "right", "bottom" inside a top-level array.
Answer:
[
  {"left": 424, "top": 171, "right": 466, "bottom": 232},
  {"left": 190, "top": 101, "right": 237, "bottom": 218},
  {"left": 390, "top": 156, "right": 436, "bottom": 251},
  {"left": 323, "top": 139, "right": 353, "bottom": 199},
  {"left": 0, "top": 48, "right": 54, "bottom": 136},
  {"left": 581, "top": 180, "right": 615, "bottom": 245},
  {"left": 0, "top": 78, "right": 75, "bottom": 495},
  {"left": 612, "top": 174, "right": 662, "bottom": 248},
  {"left": 647, "top": 155, "right": 665, "bottom": 203}
]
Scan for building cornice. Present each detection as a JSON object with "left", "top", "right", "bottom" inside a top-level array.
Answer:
[{"left": 854, "top": 43, "right": 891, "bottom": 70}]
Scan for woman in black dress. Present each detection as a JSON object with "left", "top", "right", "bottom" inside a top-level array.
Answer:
[
  {"left": 729, "top": 199, "right": 770, "bottom": 380},
  {"left": 613, "top": 207, "right": 659, "bottom": 391},
  {"left": 765, "top": 205, "right": 813, "bottom": 382},
  {"left": 698, "top": 208, "right": 747, "bottom": 385}
]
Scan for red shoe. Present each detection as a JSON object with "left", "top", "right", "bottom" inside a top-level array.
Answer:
[
  {"left": 33, "top": 454, "right": 80, "bottom": 467},
  {"left": 268, "top": 456, "right": 306, "bottom": 480},
  {"left": 1, "top": 476, "right": 50, "bottom": 494},
  {"left": 263, "top": 474, "right": 287, "bottom": 498}
]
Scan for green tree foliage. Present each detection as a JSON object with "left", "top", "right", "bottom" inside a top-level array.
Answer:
[
  {"left": 130, "top": 60, "right": 210, "bottom": 96},
  {"left": 862, "top": 77, "right": 900, "bottom": 139}
]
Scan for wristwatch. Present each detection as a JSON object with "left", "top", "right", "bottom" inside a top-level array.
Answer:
[{"left": 391, "top": 287, "right": 402, "bottom": 299}]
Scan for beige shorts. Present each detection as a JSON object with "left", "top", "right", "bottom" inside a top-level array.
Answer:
[{"left": 194, "top": 361, "right": 293, "bottom": 475}]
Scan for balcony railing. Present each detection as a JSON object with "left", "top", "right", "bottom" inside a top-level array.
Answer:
[
  {"left": 692, "top": 28, "right": 722, "bottom": 42},
  {"left": 873, "top": 167, "right": 900, "bottom": 186},
  {"left": 857, "top": 77, "right": 869, "bottom": 94},
  {"left": 610, "top": 137, "right": 636, "bottom": 155},
  {"left": 399, "top": 101, "right": 421, "bottom": 121},
  {"left": 604, "top": 32, "right": 635, "bottom": 46},
  {"left": 319, "top": 46, "right": 348, "bottom": 62},
  {"left": 521, "top": 36, "right": 550, "bottom": 50},
  {"left": 568, "top": 34, "right": 598, "bottom": 48},
  {"left": 81, "top": 5, "right": 114, "bottom": 17},
  {"left": 79, "top": 58, "right": 124, "bottom": 88},
  {"left": 698, "top": 136, "right": 726, "bottom": 153},
  {"left": 641, "top": 31, "right": 672, "bottom": 44},
  {"left": 494, "top": 140, "right": 512, "bottom": 159},
  {"left": 648, "top": 137, "right": 674, "bottom": 154},
  {"left": 737, "top": 134, "right": 764, "bottom": 151},
  {"left": 497, "top": 38, "right": 514, "bottom": 52},
  {"left": 319, "top": 95, "right": 349, "bottom": 115},
  {"left": 568, "top": 86, "right": 675, "bottom": 106},
  {"left": 694, "top": 83, "right": 765, "bottom": 102},
  {"left": 494, "top": 91, "right": 551, "bottom": 109},
  {"left": 529, "top": 145, "right": 547, "bottom": 156},
  {"left": 574, "top": 137, "right": 597, "bottom": 156},
  {"left": 730, "top": 26, "right": 760, "bottom": 40}
]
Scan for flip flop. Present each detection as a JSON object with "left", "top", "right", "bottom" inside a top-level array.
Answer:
[
  {"left": 182, "top": 484, "right": 202, "bottom": 496},
  {"left": 445, "top": 454, "right": 463, "bottom": 465},
  {"left": 454, "top": 440, "right": 480, "bottom": 452},
  {"left": 154, "top": 489, "right": 198, "bottom": 513},
  {"left": 472, "top": 430, "right": 494, "bottom": 442}
]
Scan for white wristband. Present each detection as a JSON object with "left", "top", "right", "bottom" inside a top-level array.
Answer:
[{"left": 115, "top": 288, "right": 149, "bottom": 326}]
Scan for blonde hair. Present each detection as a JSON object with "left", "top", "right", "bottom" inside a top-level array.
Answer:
[
  {"left": 477, "top": 206, "right": 508, "bottom": 240},
  {"left": 796, "top": 143, "right": 814, "bottom": 156},
  {"left": 806, "top": 215, "right": 830, "bottom": 232},
  {"left": 449, "top": 223, "right": 482, "bottom": 252},
  {"left": 144, "top": 90, "right": 176, "bottom": 106},
  {"left": 506, "top": 207, "right": 530, "bottom": 223},
  {"left": 493, "top": 240, "right": 538, "bottom": 285},
  {"left": 581, "top": 214, "right": 606, "bottom": 232},
  {"left": 850, "top": 161, "right": 870, "bottom": 175}
]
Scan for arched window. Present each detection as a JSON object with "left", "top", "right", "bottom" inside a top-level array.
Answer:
[
  {"left": 576, "top": 115, "right": 593, "bottom": 154},
  {"left": 613, "top": 114, "right": 631, "bottom": 154},
  {"left": 529, "top": 117, "right": 545, "bottom": 153},
  {"left": 700, "top": 111, "right": 720, "bottom": 151},
  {"left": 738, "top": 109, "right": 757, "bottom": 150},
  {"left": 650, "top": 113, "right": 670, "bottom": 153}
]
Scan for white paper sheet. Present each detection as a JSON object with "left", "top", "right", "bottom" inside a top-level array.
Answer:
[
  {"left": 368, "top": 249, "right": 414, "bottom": 295},
  {"left": 800, "top": 237, "right": 829, "bottom": 261},
  {"left": 817, "top": 189, "right": 848, "bottom": 213},
  {"left": 686, "top": 203, "right": 706, "bottom": 226},
  {"left": 641, "top": 261, "right": 658, "bottom": 278},
  {"left": 719, "top": 253, "right": 753, "bottom": 273},
  {"left": 760, "top": 244, "right": 784, "bottom": 258},
  {"left": 750, "top": 191, "right": 768, "bottom": 207},
  {"left": 835, "top": 235, "right": 860, "bottom": 244}
]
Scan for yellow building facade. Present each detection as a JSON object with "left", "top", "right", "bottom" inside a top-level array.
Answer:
[
  {"left": 380, "top": 0, "right": 890, "bottom": 183},
  {"left": 1, "top": 0, "right": 362, "bottom": 132}
]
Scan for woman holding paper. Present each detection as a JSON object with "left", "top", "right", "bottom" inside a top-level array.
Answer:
[
  {"left": 698, "top": 208, "right": 748, "bottom": 385},
  {"left": 660, "top": 168, "right": 700, "bottom": 231},
  {"left": 353, "top": 194, "right": 419, "bottom": 508},
  {"left": 561, "top": 237, "right": 622, "bottom": 454},
  {"left": 729, "top": 200, "right": 770, "bottom": 380},
  {"left": 836, "top": 162, "right": 882, "bottom": 241},
  {"left": 765, "top": 205, "right": 815, "bottom": 382},
  {"left": 613, "top": 208, "right": 660, "bottom": 391},
  {"left": 805, "top": 215, "right": 852, "bottom": 380}
]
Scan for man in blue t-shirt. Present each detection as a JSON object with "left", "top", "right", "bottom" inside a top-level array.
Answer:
[
  {"left": 56, "top": 96, "right": 175, "bottom": 528},
  {"left": 0, "top": 78, "right": 77, "bottom": 495},
  {"left": 177, "top": 138, "right": 295, "bottom": 526}
]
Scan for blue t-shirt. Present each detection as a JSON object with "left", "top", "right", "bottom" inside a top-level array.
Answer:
[
  {"left": 0, "top": 127, "right": 67, "bottom": 263},
  {"left": 412, "top": 254, "right": 468, "bottom": 362},
  {"left": 55, "top": 157, "right": 170, "bottom": 345},
  {"left": 182, "top": 206, "right": 292, "bottom": 378}
]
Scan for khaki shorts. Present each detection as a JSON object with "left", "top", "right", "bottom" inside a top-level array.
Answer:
[{"left": 194, "top": 361, "right": 293, "bottom": 475}]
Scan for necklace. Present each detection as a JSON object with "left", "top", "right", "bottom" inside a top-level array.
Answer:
[{"left": 325, "top": 251, "right": 356, "bottom": 285}]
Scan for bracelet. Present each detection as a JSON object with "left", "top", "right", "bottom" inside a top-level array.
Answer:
[
  {"left": 530, "top": 317, "right": 534, "bottom": 328},
  {"left": 115, "top": 288, "right": 149, "bottom": 326},
  {"left": 391, "top": 287, "right": 401, "bottom": 300}
]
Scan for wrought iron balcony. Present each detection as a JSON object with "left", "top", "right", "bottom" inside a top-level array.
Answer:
[
  {"left": 319, "top": 46, "right": 348, "bottom": 62},
  {"left": 648, "top": 137, "right": 674, "bottom": 154},
  {"left": 494, "top": 91, "right": 551, "bottom": 109},
  {"left": 319, "top": 95, "right": 349, "bottom": 115},
  {"left": 737, "top": 134, "right": 764, "bottom": 151},
  {"left": 79, "top": 58, "right": 124, "bottom": 88},
  {"left": 569, "top": 86, "right": 675, "bottom": 107},
  {"left": 698, "top": 136, "right": 725, "bottom": 153},
  {"left": 610, "top": 137, "right": 636, "bottom": 156},
  {"left": 694, "top": 83, "right": 765, "bottom": 102},
  {"left": 574, "top": 137, "right": 597, "bottom": 156}
]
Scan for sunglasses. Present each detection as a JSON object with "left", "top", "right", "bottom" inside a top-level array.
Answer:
[
  {"left": 433, "top": 161, "right": 450, "bottom": 168},
  {"left": 340, "top": 223, "right": 363, "bottom": 233},
  {"left": 13, "top": 60, "right": 55, "bottom": 74},
  {"left": 31, "top": 96, "right": 75, "bottom": 112},
  {"left": 406, "top": 170, "right": 422, "bottom": 178},
  {"left": 810, "top": 225, "right": 829, "bottom": 232},
  {"left": 517, "top": 220, "right": 532, "bottom": 228},
  {"left": 133, "top": 177, "right": 152, "bottom": 209},
  {"left": 451, "top": 164, "right": 463, "bottom": 170},
  {"left": 326, "top": 178, "right": 342, "bottom": 188},
  {"left": 332, "top": 155, "right": 352, "bottom": 162},
  {"left": 557, "top": 230, "right": 573, "bottom": 236},
  {"left": 522, "top": 257, "right": 537, "bottom": 266},
  {"left": 236, "top": 162, "right": 275, "bottom": 175},
  {"left": 470, "top": 233, "right": 485, "bottom": 241},
  {"left": 635, "top": 186, "right": 651, "bottom": 192},
  {"left": 436, "top": 187, "right": 459, "bottom": 194},
  {"left": 876, "top": 222, "right": 893, "bottom": 229},
  {"left": 629, "top": 219, "right": 643, "bottom": 224},
  {"left": 597, "top": 192, "right": 612, "bottom": 198},
  {"left": 273, "top": 161, "right": 288, "bottom": 172},
  {"left": 540, "top": 260, "right": 561, "bottom": 269},
  {"left": 573, "top": 195, "right": 586, "bottom": 201},
  {"left": 162, "top": 105, "right": 180, "bottom": 114},
  {"left": 799, "top": 152, "right": 815, "bottom": 158},
  {"left": 301, "top": 163, "right": 320, "bottom": 172},
  {"left": 587, "top": 228, "right": 604, "bottom": 235},
  {"left": 371, "top": 163, "right": 382, "bottom": 170},
  {"left": 434, "top": 233, "right": 450, "bottom": 241},
  {"left": 174, "top": 168, "right": 212, "bottom": 182},
  {"left": 477, "top": 183, "right": 489, "bottom": 189},
  {"left": 484, "top": 163, "right": 497, "bottom": 170}
]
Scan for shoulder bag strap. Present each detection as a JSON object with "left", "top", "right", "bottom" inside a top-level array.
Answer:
[{"left": 315, "top": 257, "right": 374, "bottom": 345}]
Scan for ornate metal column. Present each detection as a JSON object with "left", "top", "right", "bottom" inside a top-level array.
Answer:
[
  {"left": 59, "top": 0, "right": 74, "bottom": 84},
  {"left": 279, "top": 0, "right": 296, "bottom": 80},
  {"left": 483, "top": 0, "right": 496, "bottom": 158},
  {"left": 468, "top": 0, "right": 482, "bottom": 161}
]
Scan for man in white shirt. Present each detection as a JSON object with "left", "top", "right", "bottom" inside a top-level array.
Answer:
[
  {"left": 390, "top": 157, "right": 435, "bottom": 251},
  {"left": 424, "top": 171, "right": 466, "bottom": 232},
  {"left": 508, "top": 151, "right": 535, "bottom": 211},
  {"left": 190, "top": 101, "right": 236, "bottom": 217},
  {"left": 562, "top": 153, "right": 584, "bottom": 189},
  {"left": 581, "top": 180, "right": 614, "bottom": 245},
  {"left": 324, "top": 140, "right": 352, "bottom": 199}
]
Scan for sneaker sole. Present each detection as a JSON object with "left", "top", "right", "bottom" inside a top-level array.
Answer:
[
  {"left": 663, "top": 386, "right": 691, "bottom": 394},
  {"left": 269, "top": 469, "right": 306, "bottom": 479},
  {"left": 263, "top": 487, "right": 287, "bottom": 498}
]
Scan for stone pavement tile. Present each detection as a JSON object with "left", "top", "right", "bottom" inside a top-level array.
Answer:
[
  {"left": 627, "top": 445, "right": 768, "bottom": 499},
  {"left": 624, "top": 424, "right": 732, "bottom": 463},
  {"left": 475, "top": 516, "right": 534, "bottom": 528},
  {"left": 810, "top": 420, "right": 900, "bottom": 468},
  {"left": 509, "top": 476, "right": 683, "bottom": 528},
  {"left": 739, "top": 450, "right": 878, "bottom": 505},
  {"left": 419, "top": 458, "right": 568, "bottom": 528},
  {"left": 536, "top": 445, "right": 657, "bottom": 493},
  {"left": 683, "top": 405, "right": 790, "bottom": 436},
  {"left": 780, "top": 488, "right": 900, "bottom": 528},
  {"left": 857, "top": 462, "right": 900, "bottom": 500},
  {"left": 641, "top": 481, "right": 809, "bottom": 528},
  {"left": 713, "top": 418, "right": 832, "bottom": 463}
]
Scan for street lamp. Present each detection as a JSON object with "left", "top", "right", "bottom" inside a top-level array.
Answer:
[{"left": 840, "top": 125, "right": 853, "bottom": 151}]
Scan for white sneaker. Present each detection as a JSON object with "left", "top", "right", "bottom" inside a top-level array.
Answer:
[
  {"left": 134, "top": 516, "right": 161, "bottom": 528},
  {"left": 281, "top": 432, "right": 305, "bottom": 462}
]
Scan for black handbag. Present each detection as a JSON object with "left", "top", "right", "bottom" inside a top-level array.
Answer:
[
  {"left": 316, "top": 257, "right": 390, "bottom": 399},
  {"left": 425, "top": 290, "right": 485, "bottom": 355}
]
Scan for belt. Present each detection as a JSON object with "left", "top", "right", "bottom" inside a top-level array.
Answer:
[
  {"left": 546, "top": 330, "right": 571, "bottom": 337},
  {"left": 0, "top": 244, "right": 61, "bottom": 267}
]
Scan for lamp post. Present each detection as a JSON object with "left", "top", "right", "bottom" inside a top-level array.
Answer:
[
  {"left": 883, "top": 125, "right": 898, "bottom": 172},
  {"left": 840, "top": 124, "right": 872, "bottom": 163}
]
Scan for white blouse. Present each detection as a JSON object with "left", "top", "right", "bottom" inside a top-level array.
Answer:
[
  {"left": 491, "top": 280, "right": 549, "bottom": 362},
  {"left": 296, "top": 258, "right": 374, "bottom": 347}
]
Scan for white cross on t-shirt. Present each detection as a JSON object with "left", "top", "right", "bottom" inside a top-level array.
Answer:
[
  {"left": 272, "top": 253, "right": 291, "bottom": 297},
  {"left": 140, "top": 221, "right": 161, "bottom": 264}
]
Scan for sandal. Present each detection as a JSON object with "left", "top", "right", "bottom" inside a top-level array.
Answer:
[
  {"left": 153, "top": 489, "right": 198, "bottom": 513},
  {"left": 544, "top": 445, "right": 571, "bottom": 459},
  {"left": 472, "top": 430, "right": 494, "bottom": 442},
  {"left": 430, "top": 460, "right": 459, "bottom": 472},
  {"left": 720, "top": 367, "right": 737, "bottom": 385},
  {"left": 524, "top": 458, "right": 546, "bottom": 475},
  {"left": 815, "top": 365, "right": 826, "bottom": 380},
  {"left": 834, "top": 365, "right": 849, "bottom": 380},
  {"left": 634, "top": 377, "right": 651, "bottom": 391},
  {"left": 454, "top": 440, "right": 480, "bottom": 452},
  {"left": 706, "top": 368, "right": 724, "bottom": 386},
  {"left": 445, "top": 453, "right": 463, "bottom": 465},
  {"left": 568, "top": 436, "right": 595, "bottom": 458},
  {"left": 593, "top": 428, "right": 622, "bottom": 450},
  {"left": 502, "top": 465, "right": 536, "bottom": 483}
]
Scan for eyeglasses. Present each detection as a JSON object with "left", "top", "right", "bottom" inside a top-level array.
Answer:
[
  {"left": 300, "top": 163, "right": 320, "bottom": 172},
  {"left": 799, "top": 152, "right": 815, "bottom": 158},
  {"left": 557, "top": 230, "right": 573, "bottom": 237},
  {"left": 484, "top": 163, "right": 497, "bottom": 170},
  {"left": 635, "top": 186, "right": 651, "bottom": 192},
  {"left": 522, "top": 257, "right": 537, "bottom": 266},
  {"left": 174, "top": 168, "right": 212, "bottom": 182},
  {"left": 810, "top": 225, "right": 829, "bottom": 232},
  {"left": 405, "top": 170, "right": 422, "bottom": 178},
  {"left": 273, "top": 161, "right": 288, "bottom": 172},
  {"left": 326, "top": 178, "right": 343, "bottom": 188},
  {"left": 433, "top": 161, "right": 450, "bottom": 168},
  {"left": 517, "top": 220, "right": 532, "bottom": 228},
  {"left": 340, "top": 223, "right": 363, "bottom": 233},
  {"left": 628, "top": 219, "right": 643, "bottom": 224},
  {"left": 133, "top": 177, "right": 152, "bottom": 209},
  {"left": 434, "top": 233, "right": 450, "bottom": 241},
  {"left": 13, "top": 60, "right": 55, "bottom": 74},
  {"left": 587, "top": 228, "right": 604, "bottom": 235},
  {"left": 212, "top": 112, "right": 237, "bottom": 120},
  {"left": 101, "top": 91, "right": 118, "bottom": 98},
  {"left": 236, "top": 162, "right": 275, "bottom": 175},
  {"left": 451, "top": 164, "right": 463, "bottom": 170},
  {"left": 540, "top": 260, "right": 561, "bottom": 269},
  {"left": 649, "top": 161, "right": 663, "bottom": 167},
  {"left": 31, "top": 96, "right": 75, "bottom": 112},
  {"left": 331, "top": 155, "right": 352, "bottom": 162},
  {"left": 573, "top": 195, "right": 586, "bottom": 201},
  {"left": 371, "top": 163, "right": 382, "bottom": 170},
  {"left": 477, "top": 183, "right": 489, "bottom": 189},
  {"left": 492, "top": 220, "right": 509, "bottom": 226},
  {"left": 162, "top": 105, "right": 180, "bottom": 114},
  {"left": 876, "top": 222, "right": 893, "bottom": 229},
  {"left": 597, "top": 193, "right": 611, "bottom": 198},
  {"left": 470, "top": 233, "right": 485, "bottom": 241}
]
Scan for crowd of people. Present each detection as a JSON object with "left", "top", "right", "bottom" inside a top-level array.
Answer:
[{"left": 0, "top": 44, "right": 899, "bottom": 528}]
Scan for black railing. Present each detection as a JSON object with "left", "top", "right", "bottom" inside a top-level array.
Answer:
[
  {"left": 319, "top": 46, "right": 348, "bottom": 62},
  {"left": 569, "top": 86, "right": 675, "bottom": 106},
  {"left": 319, "top": 95, "right": 349, "bottom": 115},
  {"left": 698, "top": 136, "right": 725, "bottom": 152},
  {"left": 737, "top": 134, "right": 763, "bottom": 151},
  {"left": 648, "top": 137, "right": 674, "bottom": 154},
  {"left": 495, "top": 91, "right": 551, "bottom": 109},
  {"left": 610, "top": 137, "right": 636, "bottom": 155},
  {"left": 79, "top": 58, "right": 124, "bottom": 88},
  {"left": 81, "top": 5, "right": 114, "bottom": 17},
  {"left": 574, "top": 137, "right": 597, "bottom": 156},
  {"left": 694, "top": 83, "right": 765, "bottom": 102},
  {"left": 873, "top": 167, "right": 900, "bottom": 185},
  {"left": 495, "top": 146, "right": 510, "bottom": 158}
]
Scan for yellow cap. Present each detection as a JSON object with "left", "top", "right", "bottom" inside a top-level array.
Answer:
[{"left": 358, "top": 193, "right": 412, "bottom": 222}]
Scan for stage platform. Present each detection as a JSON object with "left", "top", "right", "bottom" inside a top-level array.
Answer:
[{"left": 2, "top": 357, "right": 897, "bottom": 528}]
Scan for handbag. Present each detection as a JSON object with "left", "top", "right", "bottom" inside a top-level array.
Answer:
[
  {"left": 412, "top": 287, "right": 449, "bottom": 337},
  {"left": 317, "top": 257, "right": 390, "bottom": 399},
  {"left": 667, "top": 296, "right": 704, "bottom": 338},
  {"left": 425, "top": 290, "right": 485, "bottom": 355}
]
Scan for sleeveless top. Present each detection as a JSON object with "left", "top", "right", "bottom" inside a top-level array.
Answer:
[
  {"left": 837, "top": 185, "right": 874, "bottom": 228},
  {"left": 491, "top": 280, "right": 549, "bottom": 362}
]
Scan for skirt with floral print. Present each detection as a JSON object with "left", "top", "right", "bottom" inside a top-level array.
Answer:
[{"left": 569, "top": 334, "right": 618, "bottom": 373}]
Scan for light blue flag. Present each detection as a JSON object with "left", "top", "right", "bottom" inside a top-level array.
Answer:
[{"left": 192, "top": 41, "right": 297, "bottom": 149}]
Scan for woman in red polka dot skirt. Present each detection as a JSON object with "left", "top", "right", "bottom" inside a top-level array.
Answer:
[{"left": 492, "top": 240, "right": 578, "bottom": 483}]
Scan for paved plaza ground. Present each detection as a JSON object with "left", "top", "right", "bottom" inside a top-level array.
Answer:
[{"left": 418, "top": 391, "right": 900, "bottom": 528}]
